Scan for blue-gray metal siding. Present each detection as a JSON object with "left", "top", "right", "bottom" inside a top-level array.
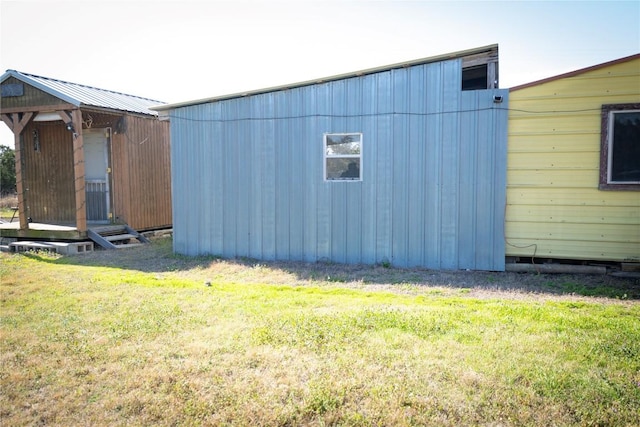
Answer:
[{"left": 170, "top": 58, "right": 508, "bottom": 270}]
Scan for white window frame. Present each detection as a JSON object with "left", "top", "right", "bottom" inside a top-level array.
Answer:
[
  {"left": 599, "top": 104, "right": 640, "bottom": 191},
  {"left": 324, "top": 133, "right": 362, "bottom": 182}
]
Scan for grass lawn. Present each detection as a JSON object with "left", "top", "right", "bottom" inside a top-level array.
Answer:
[
  {"left": 0, "top": 195, "right": 18, "bottom": 221},
  {"left": 1, "top": 238, "right": 639, "bottom": 426}
]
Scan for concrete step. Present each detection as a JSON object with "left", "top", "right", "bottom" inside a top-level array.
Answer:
[
  {"left": 88, "top": 224, "right": 149, "bottom": 249},
  {"left": 89, "top": 225, "right": 128, "bottom": 234},
  {"left": 104, "top": 233, "right": 137, "bottom": 242}
]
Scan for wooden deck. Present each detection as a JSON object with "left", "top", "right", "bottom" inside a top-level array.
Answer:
[{"left": 0, "top": 222, "right": 86, "bottom": 240}]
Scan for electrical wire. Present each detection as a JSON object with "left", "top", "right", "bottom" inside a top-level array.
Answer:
[
  {"left": 504, "top": 202, "right": 540, "bottom": 273},
  {"left": 165, "top": 106, "right": 603, "bottom": 123},
  {"left": 166, "top": 103, "right": 604, "bottom": 270}
]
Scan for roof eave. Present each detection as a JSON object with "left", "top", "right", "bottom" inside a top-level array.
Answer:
[
  {"left": 152, "top": 44, "right": 499, "bottom": 112},
  {"left": 1, "top": 70, "right": 82, "bottom": 107},
  {"left": 80, "top": 105, "right": 158, "bottom": 118},
  {"left": 510, "top": 52, "right": 640, "bottom": 92}
]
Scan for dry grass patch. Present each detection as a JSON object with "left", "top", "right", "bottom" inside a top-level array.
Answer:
[
  {"left": 0, "top": 194, "right": 18, "bottom": 221},
  {"left": 1, "top": 239, "right": 639, "bottom": 426}
]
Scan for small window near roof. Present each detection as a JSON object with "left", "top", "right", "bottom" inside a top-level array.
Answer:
[
  {"left": 599, "top": 104, "right": 640, "bottom": 191},
  {"left": 462, "top": 64, "right": 488, "bottom": 90},
  {"left": 324, "top": 133, "right": 362, "bottom": 181}
]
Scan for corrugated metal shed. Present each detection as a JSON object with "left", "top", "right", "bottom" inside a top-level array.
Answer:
[
  {"left": 164, "top": 46, "right": 509, "bottom": 271},
  {"left": 1, "top": 70, "right": 162, "bottom": 116}
]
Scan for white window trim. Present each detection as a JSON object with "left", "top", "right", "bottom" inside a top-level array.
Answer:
[{"left": 323, "top": 132, "right": 363, "bottom": 182}]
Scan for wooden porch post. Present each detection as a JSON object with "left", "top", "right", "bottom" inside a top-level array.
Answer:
[
  {"left": 70, "top": 109, "right": 87, "bottom": 232},
  {"left": 1, "top": 112, "right": 33, "bottom": 229}
]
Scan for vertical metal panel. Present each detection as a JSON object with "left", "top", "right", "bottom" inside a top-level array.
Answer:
[
  {"left": 391, "top": 68, "right": 409, "bottom": 266},
  {"left": 206, "top": 103, "right": 224, "bottom": 255},
  {"left": 345, "top": 78, "right": 364, "bottom": 265},
  {"left": 315, "top": 83, "right": 332, "bottom": 261},
  {"left": 407, "top": 66, "right": 427, "bottom": 267},
  {"left": 375, "top": 71, "right": 393, "bottom": 263},
  {"left": 235, "top": 101, "right": 250, "bottom": 257},
  {"left": 474, "top": 93, "right": 503, "bottom": 270},
  {"left": 169, "top": 110, "right": 186, "bottom": 254},
  {"left": 302, "top": 85, "right": 318, "bottom": 262},
  {"left": 439, "top": 60, "right": 462, "bottom": 269},
  {"left": 360, "top": 74, "right": 378, "bottom": 265},
  {"left": 329, "top": 78, "right": 348, "bottom": 264},
  {"left": 249, "top": 98, "right": 263, "bottom": 259},
  {"left": 170, "top": 58, "right": 509, "bottom": 270},
  {"left": 273, "top": 91, "right": 289, "bottom": 260},
  {"left": 492, "top": 95, "right": 508, "bottom": 270},
  {"left": 261, "top": 93, "right": 277, "bottom": 260},
  {"left": 423, "top": 63, "right": 443, "bottom": 268},
  {"left": 457, "top": 91, "right": 479, "bottom": 269},
  {"left": 172, "top": 107, "right": 193, "bottom": 255},
  {"left": 288, "top": 90, "right": 303, "bottom": 261},
  {"left": 222, "top": 100, "right": 238, "bottom": 256}
]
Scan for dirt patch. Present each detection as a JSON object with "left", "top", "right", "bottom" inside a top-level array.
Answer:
[{"left": 50, "top": 237, "right": 640, "bottom": 302}]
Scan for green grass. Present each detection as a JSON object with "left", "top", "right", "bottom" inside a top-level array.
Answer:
[
  {"left": 1, "top": 240, "right": 639, "bottom": 426},
  {"left": 0, "top": 194, "right": 18, "bottom": 220}
]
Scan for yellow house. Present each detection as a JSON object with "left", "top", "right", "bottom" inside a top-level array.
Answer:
[{"left": 506, "top": 54, "right": 640, "bottom": 264}]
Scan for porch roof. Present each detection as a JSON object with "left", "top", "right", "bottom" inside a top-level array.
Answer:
[{"left": 1, "top": 70, "right": 163, "bottom": 116}]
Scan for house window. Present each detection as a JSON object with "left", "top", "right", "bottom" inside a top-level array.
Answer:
[
  {"left": 599, "top": 104, "right": 640, "bottom": 191},
  {"left": 324, "top": 133, "right": 362, "bottom": 181}
]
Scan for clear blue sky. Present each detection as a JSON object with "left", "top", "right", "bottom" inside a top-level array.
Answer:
[{"left": 1, "top": 0, "right": 639, "bottom": 147}]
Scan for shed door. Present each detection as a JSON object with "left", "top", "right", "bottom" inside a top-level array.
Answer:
[{"left": 84, "top": 130, "right": 110, "bottom": 222}]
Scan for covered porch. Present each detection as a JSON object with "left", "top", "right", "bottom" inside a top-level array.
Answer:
[
  {"left": 1, "top": 70, "right": 172, "bottom": 245},
  {"left": 0, "top": 220, "right": 85, "bottom": 241}
]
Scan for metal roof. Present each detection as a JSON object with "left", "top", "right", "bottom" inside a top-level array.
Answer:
[
  {"left": 510, "top": 52, "right": 640, "bottom": 92},
  {"left": 1, "top": 70, "right": 163, "bottom": 116},
  {"left": 152, "top": 44, "right": 499, "bottom": 112}
]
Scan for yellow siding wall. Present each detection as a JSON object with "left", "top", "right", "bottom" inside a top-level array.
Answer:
[{"left": 507, "top": 58, "right": 640, "bottom": 262}]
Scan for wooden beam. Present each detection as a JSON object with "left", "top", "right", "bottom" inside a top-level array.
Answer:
[
  {"left": 13, "top": 112, "right": 34, "bottom": 136},
  {"left": 487, "top": 61, "right": 498, "bottom": 89},
  {"left": 1, "top": 114, "right": 14, "bottom": 131},
  {"left": 0, "top": 226, "right": 86, "bottom": 241},
  {"left": 621, "top": 263, "right": 640, "bottom": 272},
  {"left": 14, "top": 132, "right": 28, "bottom": 229},
  {"left": 71, "top": 109, "right": 87, "bottom": 232},
  {"left": 505, "top": 263, "right": 607, "bottom": 275},
  {"left": 11, "top": 113, "right": 34, "bottom": 230},
  {"left": 56, "top": 110, "right": 72, "bottom": 124},
  {"left": 0, "top": 103, "right": 76, "bottom": 114}
]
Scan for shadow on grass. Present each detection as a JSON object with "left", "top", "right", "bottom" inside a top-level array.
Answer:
[{"left": 17, "top": 237, "right": 640, "bottom": 300}]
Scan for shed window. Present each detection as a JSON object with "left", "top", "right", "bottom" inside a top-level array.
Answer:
[
  {"left": 599, "top": 104, "right": 640, "bottom": 191},
  {"left": 324, "top": 133, "right": 362, "bottom": 181},
  {"left": 462, "top": 64, "right": 488, "bottom": 90}
]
